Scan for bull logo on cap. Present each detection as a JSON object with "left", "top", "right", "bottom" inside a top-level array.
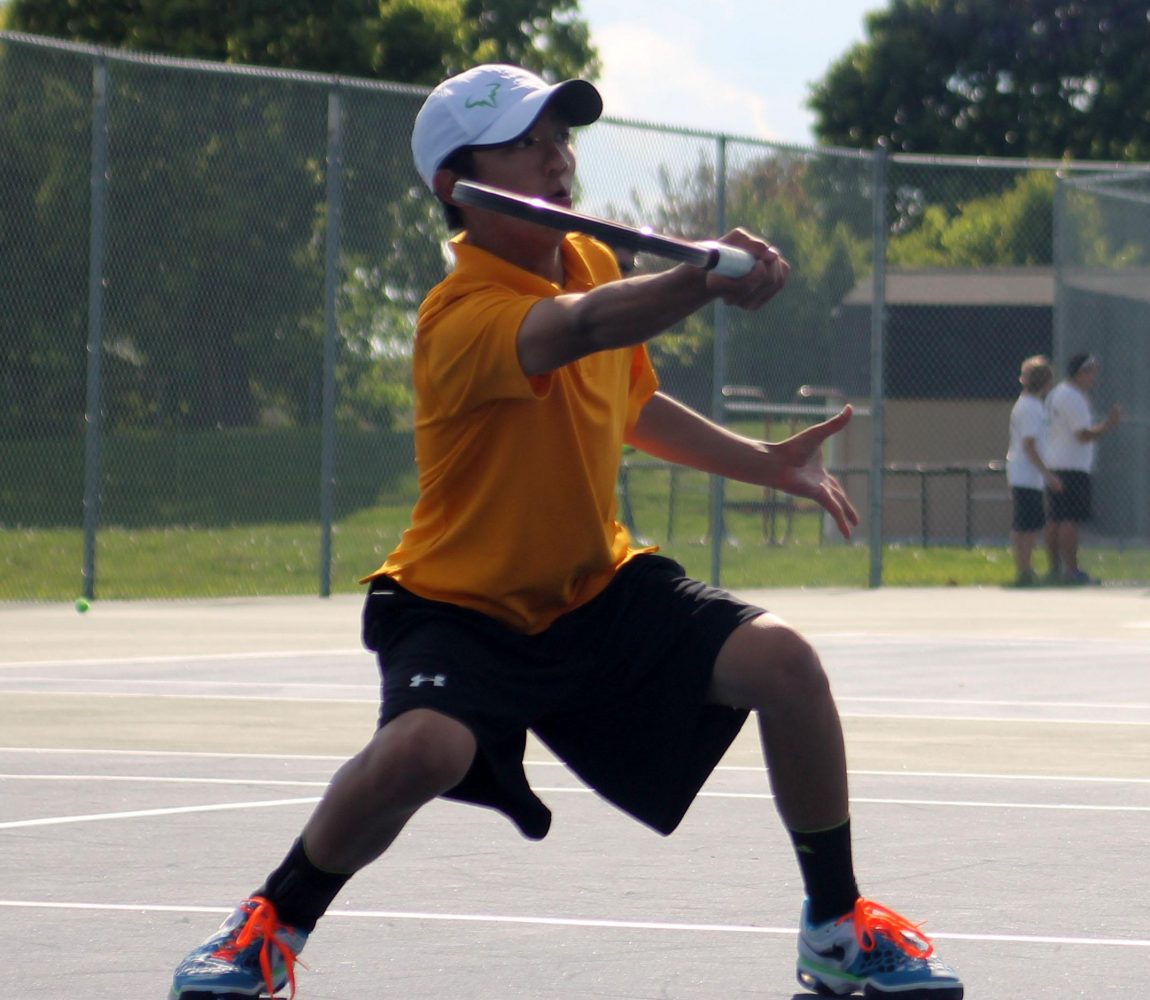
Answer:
[{"left": 465, "top": 83, "right": 501, "bottom": 110}]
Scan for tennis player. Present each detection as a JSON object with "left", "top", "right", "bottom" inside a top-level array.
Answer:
[{"left": 170, "top": 64, "right": 963, "bottom": 1000}]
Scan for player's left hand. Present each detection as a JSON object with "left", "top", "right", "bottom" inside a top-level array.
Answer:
[
  {"left": 705, "top": 229, "right": 789, "bottom": 309},
  {"left": 763, "top": 406, "right": 859, "bottom": 539}
]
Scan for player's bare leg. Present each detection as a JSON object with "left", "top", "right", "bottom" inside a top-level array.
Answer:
[
  {"left": 304, "top": 708, "right": 478, "bottom": 873},
  {"left": 708, "top": 613, "right": 848, "bottom": 831},
  {"left": 170, "top": 709, "right": 475, "bottom": 1000},
  {"left": 707, "top": 613, "right": 964, "bottom": 999}
]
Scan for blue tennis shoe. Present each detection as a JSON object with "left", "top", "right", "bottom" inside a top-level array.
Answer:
[
  {"left": 796, "top": 897, "right": 963, "bottom": 998},
  {"left": 169, "top": 896, "right": 308, "bottom": 999}
]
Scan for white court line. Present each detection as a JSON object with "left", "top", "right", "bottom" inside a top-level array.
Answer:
[
  {"left": 10, "top": 632, "right": 1141, "bottom": 668},
  {"left": 2, "top": 783, "right": 1146, "bottom": 831},
  {"left": 4, "top": 632, "right": 1146, "bottom": 671},
  {"left": 692, "top": 791, "right": 1150, "bottom": 813},
  {"left": 810, "top": 632, "right": 1150, "bottom": 647},
  {"left": 3, "top": 688, "right": 1147, "bottom": 723},
  {"left": 0, "top": 797, "right": 320, "bottom": 830},
  {"left": 839, "top": 696, "right": 1150, "bottom": 711},
  {"left": 0, "top": 689, "right": 371, "bottom": 705},
  {"left": 749, "top": 766, "right": 1150, "bottom": 785},
  {"left": 840, "top": 713, "right": 1150, "bottom": 726},
  {"left": 6, "top": 683, "right": 1150, "bottom": 714},
  {"left": 0, "top": 773, "right": 331, "bottom": 788},
  {"left": 4, "top": 770, "right": 1148, "bottom": 797},
  {"left": 0, "top": 746, "right": 347, "bottom": 761},
  {"left": 0, "top": 676, "right": 379, "bottom": 692},
  {"left": 2, "top": 747, "right": 1148, "bottom": 785},
  {"left": 804, "top": 797, "right": 1150, "bottom": 813},
  {"left": 0, "top": 899, "right": 1146, "bottom": 949},
  {"left": 0, "top": 649, "right": 368, "bottom": 670}
]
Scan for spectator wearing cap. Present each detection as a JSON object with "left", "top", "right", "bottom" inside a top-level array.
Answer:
[
  {"left": 1005, "top": 355, "right": 1061, "bottom": 586},
  {"left": 1043, "top": 352, "right": 1122, "bottom": 585}
]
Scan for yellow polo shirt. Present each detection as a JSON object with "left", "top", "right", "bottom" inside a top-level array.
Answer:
[{"left": 363, "top": 233, "right": 658, "bottom": 634}]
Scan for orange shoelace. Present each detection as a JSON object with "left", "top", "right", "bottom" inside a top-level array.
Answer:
[
  {"left": 213, "top": 896, "right": 304, "bottom": 999},
  {"left": 837, "top": 898, "right": 934, "bottom": 960}
]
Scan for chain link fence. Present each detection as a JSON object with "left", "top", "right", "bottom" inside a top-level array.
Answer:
[
  {"left": 2, "top": 31, "right": 1147, "bottom": 600},
  {"left": 1055, "top": 171, "right": 1150, "bottom": 543}
]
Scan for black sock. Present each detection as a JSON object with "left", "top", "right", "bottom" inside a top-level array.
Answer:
[
  {"left": 255, "top": 837, "right": 352, "bottom": 932},
  {"left": 789, "top": 818, "right": 860, "bottom": 926}
]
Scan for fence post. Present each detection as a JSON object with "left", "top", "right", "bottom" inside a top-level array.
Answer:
[
  {"left": 81, "top": 56, "right": 110, "bottom": 601},
  {"left": 319, "top": 86, "right": 344, "bottom": 597},
  {"left": 868, "top": 142, "right": 888, "bottom": 587},
  {"left": 708, "top": 135, "right": 729, "bottom": 586},
  {"left": 1051, "top": 173, "right": 1068, "bottom": 369}
]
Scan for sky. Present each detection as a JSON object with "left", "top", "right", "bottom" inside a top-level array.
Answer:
[
  {"left": 0, "top": 0, "right": 879, "bottom": 145},
  {"left": 576, "top": 0, "right": 885, "bottom": 146},
  {"left": 0, "top": 0, "right": 878, "bottom": 144}
]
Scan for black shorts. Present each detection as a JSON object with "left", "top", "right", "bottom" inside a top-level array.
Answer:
[
  {"left": 1011, "top": 487, "right": 1046, "bottom": 533},
  {"left": 1048, "top": 470, "right": 1092, "bottom": 523},
  {"left": 361, "top": 554, "right": 763, "bottom": 840}
]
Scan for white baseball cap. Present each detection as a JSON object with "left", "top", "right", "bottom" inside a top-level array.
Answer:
[{"left": 411, "top": 64, "right": 603, "bottom": 190}]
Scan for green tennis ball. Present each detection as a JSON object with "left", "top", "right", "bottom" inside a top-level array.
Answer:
[{"left": 74, "top": 597, "right": 90, "bottom": 613}]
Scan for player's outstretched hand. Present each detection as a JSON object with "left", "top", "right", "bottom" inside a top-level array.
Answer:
[
  {"left": 764, "top": 406, "right": 859, "bottom": 539},
  {"left": 705, "top": 228, "right": 789, "bottom": 309}
]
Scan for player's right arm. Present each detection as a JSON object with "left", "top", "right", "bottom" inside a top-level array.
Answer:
[
  {"left": 1076, "top": 404, "right": 1122, "bottom": 442},
  {"left": 516, "top": 235, "right": 786, "bottom": 375}
]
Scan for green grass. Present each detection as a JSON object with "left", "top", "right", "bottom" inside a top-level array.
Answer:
[
  {"left": 0, "top": 427, "right": 415, "bottom": 528},
  {"left": 0, "top": 505, "right": 413, "bottom": 600},
  {"left": 2, "top": 476, "right": 1147, "bottom": 601},
  {"left": 622, "top": 463, "right": 1150, "bottom": 589}
]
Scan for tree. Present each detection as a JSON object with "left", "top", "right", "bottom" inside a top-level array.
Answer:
[
  {"left": 887, "top": 170, "right": 1055, "bottom": 266},
  {"left": 2, "top": 1, "right": 598, "bottom": 437},
  {"left": 809, "top": 0, "right": 1150, "bottom": 160},
  {"left": 7, "top": 0, "right": 599, "bottom": 84},
  {"left": 623, "top": 154, "right": 870, "bottom": 410},
  {"left": 0, "top": 41, "right": 92, "bottom": 441}
]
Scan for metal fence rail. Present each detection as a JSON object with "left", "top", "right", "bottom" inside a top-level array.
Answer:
[{"left": 1, "top": 31, "right": 1146, "bottom": 598}]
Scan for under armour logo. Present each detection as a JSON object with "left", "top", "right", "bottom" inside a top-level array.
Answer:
[{"left": 410, "top": 673, "right": 447, "bottom": 688}]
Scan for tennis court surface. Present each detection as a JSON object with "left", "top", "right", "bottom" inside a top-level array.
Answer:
[{"left": 2, "top": 585, "right": 1148, "bottom": 999}]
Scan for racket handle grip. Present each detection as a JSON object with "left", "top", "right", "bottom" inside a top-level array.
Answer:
[{"left": 699, "top": 241, "right": 756, "bottom": 278}]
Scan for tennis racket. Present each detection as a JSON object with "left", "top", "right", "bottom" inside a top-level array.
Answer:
[{"left": 451, "top": 181, "right": 756, "bottom": 278}]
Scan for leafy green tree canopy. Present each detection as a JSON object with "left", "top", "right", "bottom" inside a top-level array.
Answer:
[
  {"left": 887, "top": 170, "right": 1055, "bottom": 266},
  {"left": 624, "top": 154, "right": 869, "bottom": 408},
  {"left": 809, "top": 0, "right": 1150, "bottom": 160},
  {"left": 7, "top": 0, "right": 599, "bottom": 83},
  {"left": 1, "top": 0, "right": 598, "bottom": 437}
]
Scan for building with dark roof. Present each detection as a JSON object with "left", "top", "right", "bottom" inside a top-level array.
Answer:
[{"left": 832, "top": 267, "right": 1054, "bottom": 400}]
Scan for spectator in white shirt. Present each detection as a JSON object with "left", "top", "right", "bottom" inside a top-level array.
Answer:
[
  {"left": 1043, "top": 352, "right": 1121, "bottom": 585},
  {"left": 1006, "top": 355, "right": 1060, "bottom": 586}
]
